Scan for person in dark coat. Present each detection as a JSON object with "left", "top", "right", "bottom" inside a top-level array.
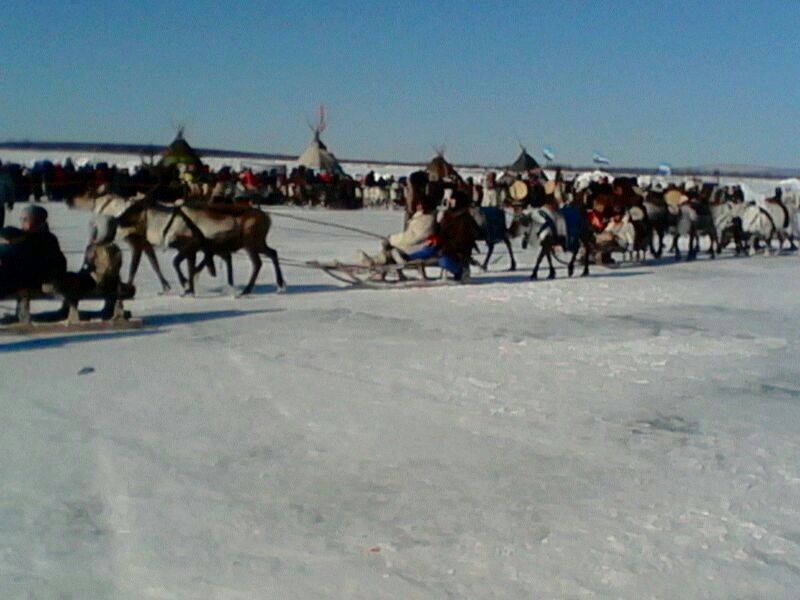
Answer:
[
  {"left": 403, "top": 190, "right": 478, "bottom": 281},
  {"left": 0, "top": 205, "right": 67, "bottom": 296},
  {"left": 0, "top": 162, "right": 16, "bottom": 228}
]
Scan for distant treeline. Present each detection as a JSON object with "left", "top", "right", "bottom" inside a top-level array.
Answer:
[{"left": 1, "top": 141, "right": 797, "bottom": 180}]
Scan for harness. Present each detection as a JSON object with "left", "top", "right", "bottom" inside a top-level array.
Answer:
[
  {"left": 757, "top": 206, "right": 777, "bottom": 237},
  {"left": 158, "top": 206, "right": 211, "bottom": 250},
  {"left": 94, "top": 195, "right": 115, "bottom": 214},
  {"left": 535, "top": 208, "right": 557, "bottom": 242},
  {"left": 767, "top": 199, "right": 790, "bottom": 229},
  {"left": 161, "top": 207, "right": 181, "bottom": 241}
]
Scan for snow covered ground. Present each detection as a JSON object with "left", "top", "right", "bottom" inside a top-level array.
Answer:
[{"left": 2, "top": 203, "right": 800, "bottom": 598}]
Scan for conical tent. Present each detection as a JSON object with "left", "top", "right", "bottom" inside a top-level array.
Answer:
[
  {"left": 297, "top": 132, "right": 344, "bottom": 175},
  {"left": 508, "top": 147, "right": 545, "bottom": 176},
  {"left": 160, "top": 130, "right": 202, "bottom": 168},
  {"left": 427, "top": 153, "right": 460, "bottom": 182}
]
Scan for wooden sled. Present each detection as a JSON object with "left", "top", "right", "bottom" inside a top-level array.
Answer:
[
  {"left": 0, "top": 285, "right": 142, "bottom": 336},
  {"left": 0, "top": 318, "right": 144, "bottom": 336},
  {"left": 306, "top": 259, "right": 462, "bottom": 289}
]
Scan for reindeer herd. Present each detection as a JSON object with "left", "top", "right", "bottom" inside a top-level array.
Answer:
[
  {"left": 488, "top": 177, "right": 798, "bottom": 281},
  {"left": 66, "top": 175, "right": 797, "bottom": 297}
]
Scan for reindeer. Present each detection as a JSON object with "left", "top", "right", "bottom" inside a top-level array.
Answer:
[
  {"left": 470, "top": 206, "right": 517, "bottom": 271},
  {"left": 116, "top": 200, "right": 285, "bottom": 296},
  {"left": 67, "top": 191, "right": 173, "bottom": 292},
  {"left": 667, "top": 187, "right": 719, "bottom": 261},
  {"left": 516, "top": 181, "right": 593, "bottom": 280}
]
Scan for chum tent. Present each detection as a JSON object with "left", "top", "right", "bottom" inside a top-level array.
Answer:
[
  {"left": 297, "top": 105, "right": 345, "bottom": 175},
  {"left": 297, "top": 132, "right": 345, "bottom": 175},
  {"left": 426, "top": 151, "right": 461, "bottom": 182},
  {"left": 160, "top": 130, "right": 203, "bottom": 168},
  {"left": 507, "top": 146, "right": 547, "bottom": 179}
]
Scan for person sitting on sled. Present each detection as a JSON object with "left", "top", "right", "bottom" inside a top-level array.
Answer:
[
  {"left": 357, "top": 194, "right": 437, "bottom": 266},
  {"left": 402, "top": 190, "right": 477, "bottom": 282},
  {"left": 595, "top": 206, "right": 632, "bottom": 253},
  {"left": 0, "top": 205, "right": 67, "bottom": 297}
]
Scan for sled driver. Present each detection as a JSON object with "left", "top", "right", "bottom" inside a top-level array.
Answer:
[{"left": 0, "top": 205, "right": 67, "bottom": 297}]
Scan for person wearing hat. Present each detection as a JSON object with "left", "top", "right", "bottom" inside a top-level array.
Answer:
[
  {"left": 0, "top": 205, "right": 67, "bottom": 296},
  {"left": 404, "top": 170, "right": 429, "bottom": 225}
]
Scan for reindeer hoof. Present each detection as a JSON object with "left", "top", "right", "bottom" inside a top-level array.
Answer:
[
  {"left": 547, "top": 272, "right": 556, "bottom": 280},
  {"left": 567, "top": 265, "right": 575, "bottom": 277},
  {"left": 277, "top": 284, "right": 288, "bottom": 294},
  {"left": 530, "top": 272, "right": 538, "bottom": 280}
]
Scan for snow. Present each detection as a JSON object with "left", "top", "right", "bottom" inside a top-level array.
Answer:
[{"left": 2, "top": 203, "right": 800, "bottom": 598}]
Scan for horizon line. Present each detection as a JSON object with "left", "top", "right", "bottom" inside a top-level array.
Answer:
[{"left": 1, "top": 139, "right": 798, "bottom": 179}]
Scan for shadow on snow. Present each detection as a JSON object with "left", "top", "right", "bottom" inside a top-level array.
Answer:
[{"left": 0, "top": 309, "right": 282, "bottom": 353}]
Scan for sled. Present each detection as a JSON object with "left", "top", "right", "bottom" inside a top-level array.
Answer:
[
  {"left": 305, "top": 259, "right": 463, "bottom": 289},
  {"left": 0, "top": 317, "right": 144, "bottom": 336},
  {"left": 0, "top": 285, "right": 141, "bottom": 336}
]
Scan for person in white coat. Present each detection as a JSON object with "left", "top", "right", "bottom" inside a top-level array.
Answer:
[{"left": 358, "top": 195, "right": 437, "bottom": 266}]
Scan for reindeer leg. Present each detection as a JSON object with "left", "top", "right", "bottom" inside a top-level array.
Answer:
[
  {"left": 172, "top": 248, "right": 190, "bottom": 294},
  {"left": 203, "top": 251, "right": 217, "bottom": 277},
  {"left": 127, "top": 241, "right": 143, "bottom": 285},
  {"left": 482, "top": 242, "right": 494, "bottom": 270},
  {"left": 649, "top": 231, "right": 658, "bottom": 257},
  {"left": 504, "top": 235, "right": 516, "bottom": 271},
  {"left": 672, "top": 235, "right": 681, "bottom": 261},
  {"left": 582, "top": 239, "right": 591, "bottom": 276},
  {"left": 224, "top": 253, "right": 234, "bottom": 287},
  {"left": 531, "top": 245, "right": 545, "bottom": 280},
  {"left": 546, "top": 248, "right": 556, "bottom": 280},
  {"left": 262, "top": 244, "right": 286, "bottom": 292},
  {"left": 240, "top": 248, "right": 262, "bottom": 296},
  {"left": 186, "top": 249, "right": 198, "bottom": 295},
  {"left": 144, "top": 243, "right": 171, "bottom": 292}
]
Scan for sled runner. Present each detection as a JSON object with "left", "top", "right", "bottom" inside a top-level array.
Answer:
[
  {"left": 0, "top": 285, "right": 142, "bottom": 335},
  {"left": 305, "top": 259, "right": 463, "bottom": 289}
]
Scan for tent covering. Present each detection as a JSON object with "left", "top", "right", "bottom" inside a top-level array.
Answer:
[
  {"left": 507, "top": 147, "right": 545, "bottom": 176},
  {"left": 297, "top": 132, "right": 344, "bottom": 175},
  {"left": 160, "top": 131, "right": 202, "bottom": 168},
  {"left": 427, "top": 153, "right": 460, "bottom": 182}
]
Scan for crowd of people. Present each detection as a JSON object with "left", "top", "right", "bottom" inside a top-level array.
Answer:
[{"left": 0, "top": 158, "right": 411, "bottom": 219}]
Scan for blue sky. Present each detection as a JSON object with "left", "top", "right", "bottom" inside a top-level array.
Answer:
[{"left": 1, "top": 1, "right": 798, "bottom": 167}]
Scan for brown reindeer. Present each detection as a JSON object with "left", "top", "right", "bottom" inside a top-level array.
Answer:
[{"left": 116, "top": 200, "right": 285, "bottom": 295}]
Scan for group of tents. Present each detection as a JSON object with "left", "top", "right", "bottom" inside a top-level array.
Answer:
[{"left": 160, "top": 124, "right": 548, "bottom": 184}]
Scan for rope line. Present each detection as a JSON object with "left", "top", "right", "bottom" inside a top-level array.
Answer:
[{"left": 270, "top": 211, "right": 386, "bottom": 240}]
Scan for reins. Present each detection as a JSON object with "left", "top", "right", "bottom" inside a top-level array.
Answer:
[{"left": 270, "top": 211, "right": 387, "bottom": 240}]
